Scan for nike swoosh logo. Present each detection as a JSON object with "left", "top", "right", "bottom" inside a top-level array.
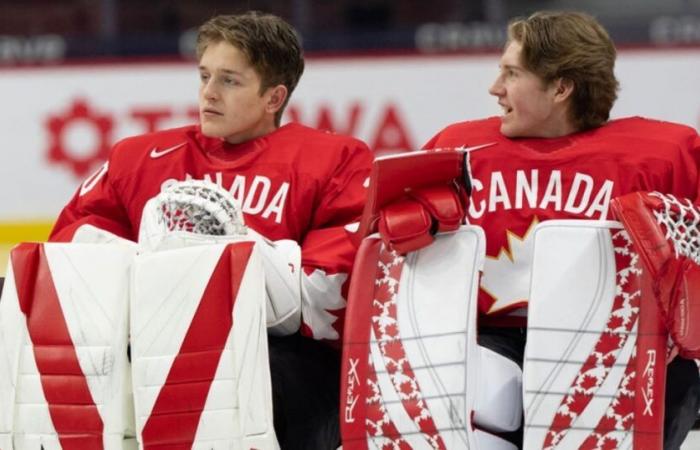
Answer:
[{"left": 150, "top": 142, "right": 186, "bottom": 158}]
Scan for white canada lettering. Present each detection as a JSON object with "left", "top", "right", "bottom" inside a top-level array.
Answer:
[
  {"left": 469, "top": 169, "right": 615, "bottom": 220},
  {"left": 585, "top": 180, "right": 614, "bottom": 218},
  {"left": 539, "top": 170, "right": 563, "bottom": 211},
  {"left": 564, "top": 173, "right": 594, "bottom": 214},
  {"left": 229, "top": 175, "right": 245, "bottom": 205},
  {"left": 515, "top": 169, "right": 538, "bottom": 209},
  {"left": 469, "top": 178, "right": 486, "bottom": 218},
  {"left": 488, "top": 172, "right": 511, "bottom": 212},
  {"left": 263, "top": 182, "right": 289, "bottom": 221},
  {"left": 244, "top": 176, "right": 271, "bottom": 214},
  {"left": 162, "top": 173, "right": 290, "bottom": 223}
]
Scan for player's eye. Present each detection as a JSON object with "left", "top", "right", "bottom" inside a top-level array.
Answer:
[{"left": 222, "top": 77, "right": 241, "bottom": 86}]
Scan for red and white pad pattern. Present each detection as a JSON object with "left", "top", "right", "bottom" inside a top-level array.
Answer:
[
  {"left": 130, "top": 241, "right": 277, "bottom": 449},
  {"left": 367, "top": 248, "right": 445, "bottom": 449},
  {"left": 524, "top": 220, "right": 667, "bottom": 450},
  {"left": 342, "top": 227, "right": 520, "bottom": 449},
  {"left": 0, "top": 242, "right": 136, "bottom": 450}
]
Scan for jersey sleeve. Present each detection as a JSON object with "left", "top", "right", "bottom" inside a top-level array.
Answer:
[
  {"left": 298, "top": 140, "right": 373, "bottom": 342},
  {"left": 691, "top": 132, "right": 700, "bottom": 202},
  {"left": 667, "top": 126, "right": 700, "bottom": 204},
  {"left": 422, "top": 129, "right": 444, "bottom": 149},
  {"left": 49, "top": 145, "right": 135, "bottom": 242}
]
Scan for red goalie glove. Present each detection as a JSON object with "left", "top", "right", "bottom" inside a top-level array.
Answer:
[
  {"left": 350, "top": 149, "right": 470, "bottom": 254},
  {"left": 611, "top": 191, "right": 700, "bottom": 358},
  {"left": 378, "top": 184, "right": 466, "bottom": 253}
]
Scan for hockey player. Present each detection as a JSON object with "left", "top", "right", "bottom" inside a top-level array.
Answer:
[
  {"left": 50, "top": 12, "right": 372, "bottom": 450},
  {"left": 415, "top": 11, "right": 700, "bottom": 450}
]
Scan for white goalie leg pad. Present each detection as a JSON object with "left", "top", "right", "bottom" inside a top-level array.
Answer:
[
  {"left": 341, "top": 226, "right": 519, "bottom": 449},
  {"left": 130, "top": 242, "right": 278, "bottom": 449},
  {"left": 71, "top": 223, "right": 135, "bottom": 246},
  {"left": 474, "top": 346, "right": 523, "bottom": 434},
  {"left": 141, "top": 228, "right": 302, "bottom": 336},
  {"left": 0, "top": 242, "right": 136, "bottom": 450},
  {"left": 524, "top": 220, "right": 665, "bottom": 450},
  {"left": 0, "top": 256, "right": 24, "bottom": 450}
]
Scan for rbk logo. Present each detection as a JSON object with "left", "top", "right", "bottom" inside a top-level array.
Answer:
[{"left": 150, "top": 142, "right": 186, "bottom": 159}]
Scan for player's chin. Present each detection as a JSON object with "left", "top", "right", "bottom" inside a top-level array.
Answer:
[
  {"left": 499, "top": 114, "right": 526, "bottom": 138},
  {"left": 200, "top": 122, "right": 229, "bottom": 139},
  {"left": 499, "top": 121, "right": 519, "bottom": 138}
]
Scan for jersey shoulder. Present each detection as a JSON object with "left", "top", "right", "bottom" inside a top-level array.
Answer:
[
  {"left": 112, "top": 125, "right": 198, "bottom": 156},
  {"left": 106, "top": 124, "right": 198, "bottom": 178},
  {"left": 425, "top": 117, "right": 502, "bottom": 148},
  {"left": 276, "top": 122, "right": 373, "bottom": 170},
  {"left": 281, "top": 122, "right": 370, "bottom": 152},
  {"left": 601, "top": 117, "right": 698, "bottom": 146}
]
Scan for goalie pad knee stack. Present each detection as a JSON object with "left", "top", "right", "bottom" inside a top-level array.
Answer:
[
  {"left": 341, "top": 228, "right": 521, "bottom": 449},
  {"left": 0, "top": 242, "right": 136, "bottom": 450},
  {"left": 130, "top": 242, "right": 278, "bottom": 449}
]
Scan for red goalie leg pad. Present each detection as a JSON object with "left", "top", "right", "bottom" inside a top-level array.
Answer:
[{"left": 670, "top": 261, "right": 700, "bottom": 358}]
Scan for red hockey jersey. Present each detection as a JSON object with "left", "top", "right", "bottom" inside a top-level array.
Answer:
[
  {"left": 424, "top": 116, "right": 700, "bottom": 323},
  {"left": 51, "top": 122, "right": 373, "bottom": 340}
]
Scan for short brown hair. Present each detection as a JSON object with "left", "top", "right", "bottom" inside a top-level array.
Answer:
[
  {"left": 508, "top": 11, "right": 619, "bottom": 131},
  {"left": 197, "top": 12, "right": 305, "bottom": 125}
]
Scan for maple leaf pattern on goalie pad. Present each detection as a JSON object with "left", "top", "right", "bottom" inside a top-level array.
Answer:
[
  {"left": 366, "top": 246, "right": 447, "bottom": 449},
  {"left": 543, "top": 230, "right": 642, "bottom": 450},
  {"left": 365, "top": 356, "right": 411, "bottom": 450}
]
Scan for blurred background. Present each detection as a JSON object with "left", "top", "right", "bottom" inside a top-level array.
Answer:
[
  {"left": 0, "top": 0, "right": 699, "bottom": 273},
  {"left": 1, "top": 0, "right": 700, "bottom": 62}
]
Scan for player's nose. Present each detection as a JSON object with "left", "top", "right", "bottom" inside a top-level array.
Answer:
[
  {"left": 488, "top": 75, "right": 504, "bottom": 97},
  {"left": 201, "top": 80, "right": 219, "bottom": 101}
]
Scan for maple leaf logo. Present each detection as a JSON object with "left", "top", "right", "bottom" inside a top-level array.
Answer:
[
  {"left": 481, "top": 218, "right": 539, "bottom": 313},
  {"left": 301, "top": 269, "right": 347, "bottom": 340}
]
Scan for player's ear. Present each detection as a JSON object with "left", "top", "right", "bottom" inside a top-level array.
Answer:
[
  {"left": 265, "top": 85, "right": 288, "bottom": 114},
  {"left": 553, "top": 77, "right": 574, "bottom": 103}
]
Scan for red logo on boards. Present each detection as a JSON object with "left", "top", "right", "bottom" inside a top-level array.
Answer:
[{"left": 46, "top": 99, "right": 113, "bottom": 177}]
